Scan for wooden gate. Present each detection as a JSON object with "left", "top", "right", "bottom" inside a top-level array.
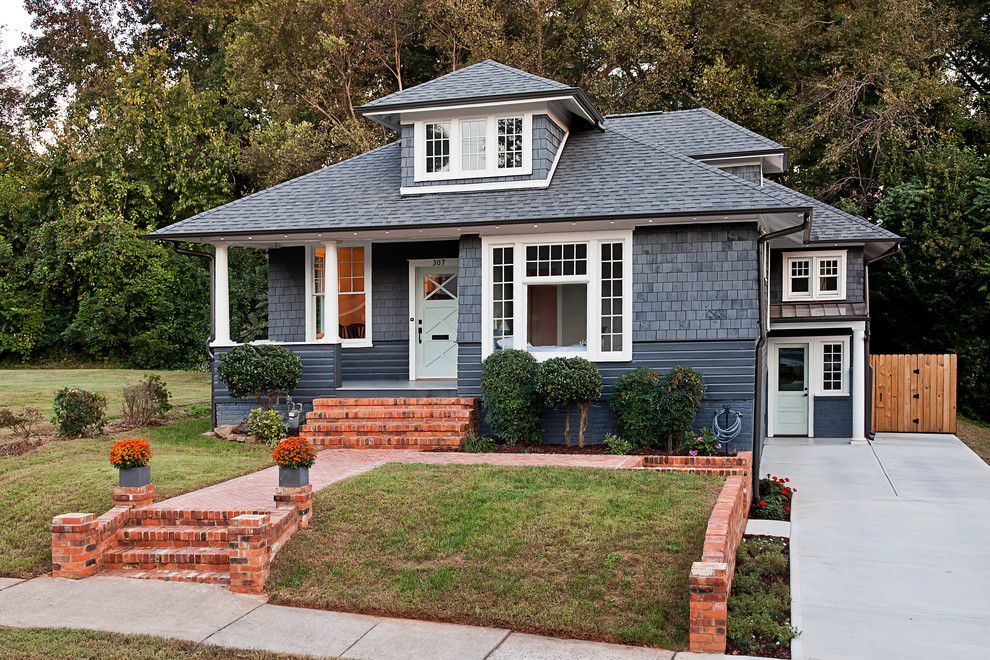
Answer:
[{"left": 871, "top": 354, "right": 957, "bottom": 433}]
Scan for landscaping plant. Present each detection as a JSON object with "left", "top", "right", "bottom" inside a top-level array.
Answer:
[
  {"left": 121, "top": 379, "right": 166, "bottom": 427},
  {"left": 480, "top": 349, "right": 542, "bottom": 446},
  {"left": 216, "top": 344, "right": 303, "bottom": 410},
  {"left": 271, "top": 437, "right": 317, "bottom": 469},
  {"left": 682, "top": 428, "right": 722, "bottom": 456},
  {"left": 51, "top": 388, "right": 107, "bottom": 437},
  {"left": 604, "top": 433, "right": 632, "bottom": 455},
  {"left": 0, "top": 407, "right": 42, "bottom": 440},
  {"left": 655, "top": 366, "right": 706, "bottom": 452},
  {"left": 461, "top": 433, "right": 497, "bottom": 453},
  {"left": 609, "top": 367, "right": 663, "bottom": 449},
  {"left": 536, "top": 357, "right": 603, "bottom": 447},
  {"left": 751, "top": 474, "right": 796, "bottom": 520},
  {"left": 109, "top": 438, "right": 153, "bottom": 469},
  {"left": 727, "top": 536, "right": 799, "bottom": 655},
  {"left": 247, "top": 408, "right": 288, "bottom": 447},
  {"left": 143, "top": 373, "right": 172, "bottom": 415}
]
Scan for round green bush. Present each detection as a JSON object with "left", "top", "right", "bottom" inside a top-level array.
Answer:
[
  {"left": 216, "top": 344, "right": 303, "bottom": 410},
  {"left": 480, "top": 349, "right": 541, "bottom": 446},
  {"left": 536, "top": 357, "right": 603, "bottom": 446},
  {"left": 656, "top": 365, "right": 706, "bottom": 451},
  {"left": 608, "top": 367, "right": 662, "bottom": 449},
  {"left": 52, "top": 388, "right": 107, "bottom": 438}
]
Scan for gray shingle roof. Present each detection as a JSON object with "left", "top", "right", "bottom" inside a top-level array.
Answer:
[
  {"left": 606, "top": 108, "right": 785, "bottom": 157},
  {"left": 149, "top": 126, "right": 806, "bottom": 240},
  {"left": 760, "top": 180, "right": 899, "bottom": 242},
  {"left": 359, "top": 60, "right": 573, "bottom": 110}
]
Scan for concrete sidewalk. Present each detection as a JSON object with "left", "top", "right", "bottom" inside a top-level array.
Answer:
[
  {"left": 763, "top": 432, "right": 990, "bottom": 660},
  {"left": 0, "top": 575, "right": 748, "bottom": 660}
]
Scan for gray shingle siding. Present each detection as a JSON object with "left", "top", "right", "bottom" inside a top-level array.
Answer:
[
  {"left": 813, "top": 396, "right": 852, "bottom": 437},
  {"left": 371, "top": 241, "right": 459, "bottom": 342},
  {"left": 268, "top": 247, "right": 306, "bottom": 343},
  {"left": 213, "top": 343, "right": 339, "bottom": 426},
  {"left": 770, "top": 247, "right": 865, "bottom": 303},
  {"left": 721, "top": 164, "right": 761, "bottom": 185},
  {"left": 458, "top": 235, "right": 482, "bottom": 343},
  {"left": 633, "top": 224, "right": 760, "bottom": 342},
  {"left": 400, "top": 115, "right": 562, "bottom": 188}
]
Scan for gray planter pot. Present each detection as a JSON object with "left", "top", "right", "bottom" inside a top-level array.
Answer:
[
  {"left": 119, "top": 465, "right": 151, "bottom": 488},
  {"left": 279, "top": 466, "right": 309, "bottom": 488}
]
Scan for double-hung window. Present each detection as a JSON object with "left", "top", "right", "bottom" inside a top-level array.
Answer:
[
  {"left": 312, "top": 244, "right": 372, "bottom": 346},
  {"left": 783, "top": 251, "right": 846, "bottom": 301},
  {"left": 414, "top": 114, "right": 533, "bottom": 181},
  {"left": 482, "top": 231, "right": 632, "bottom": 362}
]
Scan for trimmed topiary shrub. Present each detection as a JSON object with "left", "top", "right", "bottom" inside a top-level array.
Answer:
[
  {"left": 52, "top": 388, "right": 107, "bottom": 437},
  {"left": 609, "top": 367, "right": 662, "bottom": 449},
  {"left": 216, "top": 344, "right": 303, "bottom": 410},
  {"left": 536, "top": 357, "right": 603, "bottom": 447},
  {"left": 655, "top": 365, "right": 706, "bottom": 452},
  {"left": 480, "top": 349, "right": 541, "bottom": 446}
]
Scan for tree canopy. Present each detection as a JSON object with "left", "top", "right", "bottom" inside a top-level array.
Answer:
[{"left": 0, "top": 0, "right": 987, "bottom": 418}]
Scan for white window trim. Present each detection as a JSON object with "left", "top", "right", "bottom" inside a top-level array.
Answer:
[
  {"left": 309, "top": 242, "right": 373, "bottom": 348},
  {"left": 767, "top": 334, "right": 852, "bottom": 438},
  {"left": 414, "top": 113, "right": 533, "bottom": 182},
  {"left": 817, "top": 337, "right": 850, "bottom": 396},
  {"left": 782, "top": 250, "right": 847, "bottom": 301},
  {"left": 481, "top": 230, "right": 633, "bottom": 363}
]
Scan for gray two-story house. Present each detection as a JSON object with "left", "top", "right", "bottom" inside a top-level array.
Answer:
[{"left": 149, "top": 60, "right": 900, "bottom": 453}]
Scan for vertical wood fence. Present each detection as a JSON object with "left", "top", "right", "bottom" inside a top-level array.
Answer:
[{"left": 871, "top": 354, "right": 957, "bottom": 434}]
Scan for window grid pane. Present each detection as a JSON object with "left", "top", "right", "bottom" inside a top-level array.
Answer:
[
  {"left": 819, "top": 258, "right": 840, "bottom": 293},
  {"left": 497, "top": 117, "right": 523, "bottom": 169},
  {"left": 492, "top": 247, "right": 514, "bottom": 351},
  {"left": 525, "top": 242, "right": 587, "bottom": 277},
  {"left": 790, "top": 259, "right": 811, "bottom": 294},
  {"left": 461, "top": 119, "right": 486, "bottom": 171},
  {"left": 823, "top": 343, "right": 843, "bottom": 391},
  {"left": 425, "top": 122, "right": 450, "bottom": 173},
  {"left": 601, "top": 242, "right": 623, "bottom": 352}
]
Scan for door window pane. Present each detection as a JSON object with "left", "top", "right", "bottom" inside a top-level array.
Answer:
[{"left": 778, "top": 347, "right": 806, "bottom": 391}]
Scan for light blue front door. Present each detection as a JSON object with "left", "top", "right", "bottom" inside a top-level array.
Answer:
[
  {"left": 414, "top": 264, "right": 458, "bottom": 379},
  {"left": 775, "top": 343, "right": 809, "bottom": 435}
]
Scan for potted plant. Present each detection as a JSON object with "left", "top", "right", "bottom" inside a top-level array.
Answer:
[
  {"left": 109, "top": 438, "right": 153, "bottom": 487},
  {"left": 272, "top": 437, "right": 317, "bottom": 487}
]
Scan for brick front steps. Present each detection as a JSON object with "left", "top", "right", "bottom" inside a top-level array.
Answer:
[{"left": 299, "top": 397, "right": 479, "bottom": 449}]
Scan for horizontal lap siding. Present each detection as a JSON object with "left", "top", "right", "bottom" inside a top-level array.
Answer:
[{"left": 340, "top": 341, "right": 408, "bottom": 381}]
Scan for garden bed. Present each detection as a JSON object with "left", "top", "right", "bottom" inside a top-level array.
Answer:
[
  {"left": 726, "top": 536, "right": 797, "bottom": 658},
  {"left": 426, "top": 443, "right": 738, "bottom": 456},
  {"left": 266, "top": 463, "right": 724, "bottom": 649}
]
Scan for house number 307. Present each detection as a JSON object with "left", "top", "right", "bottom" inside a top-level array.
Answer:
[{"left": 433, "top": 259, "right": 446, "bottom": 266}]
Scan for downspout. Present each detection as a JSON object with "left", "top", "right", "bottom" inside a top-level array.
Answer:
[
  {"left": 753, "top": 212, "right": 812, "bottom": 498},
  {"left": 171, "top": 243, "right": 217, "bottom": 430},
  {"left": 861, "top": 242, "right": 903, "bottom": 440}
]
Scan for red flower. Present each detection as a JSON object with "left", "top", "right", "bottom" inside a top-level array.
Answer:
[
  {"left": 785, "top": 506, "right": 790, "bottom": 512},
  {"left": 759, "top": 501, "right": 766, "bottom": 507}
]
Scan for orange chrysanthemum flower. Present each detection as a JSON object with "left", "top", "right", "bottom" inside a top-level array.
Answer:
[
  {"left": 272, "top": 438, "right": 317, "bottom": 469},
  {"left": 109, "top": 438, "right": 153, "bottom": 469}
]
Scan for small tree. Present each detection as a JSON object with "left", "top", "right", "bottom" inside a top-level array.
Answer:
[
  {"left": 536, "top": 357, "right": 603, "bottom": 447},
  {"left": 480, "top": 349, "right": 542, "bottom": 446},
  {"left": 609, "top": 367, "right": 663, "bottom": 449},
  {"left": 656, "top": 365, "right": 707, "bottom": 452},
  {"left": 216, "top": 344, "right": 303, "bottom": 411},
  {"left": 52, "top": 388, "right": 107, "bottom": 437}
]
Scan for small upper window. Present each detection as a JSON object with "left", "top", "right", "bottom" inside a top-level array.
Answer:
[
  {"left": 783, "top": 251, "right": 846, "bottom": 301},
  {"left": 461, "top": 119, "right": 486, "bottom": 171},
  {"left": 425, "top": 122, "right": 450, "bottom": 173},
  {"left": 498, "top": 117, "right": 524, "bottom": 169}
]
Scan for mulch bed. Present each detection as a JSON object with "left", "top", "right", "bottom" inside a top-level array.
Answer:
[
  {"left": 426, "top": 444, "right": 736, "bottom": 456},
  {"left": 0, "top": 438, "right": 48, "bottom": 457}
]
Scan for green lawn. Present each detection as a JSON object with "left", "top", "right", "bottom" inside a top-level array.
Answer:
[
  {"left": 0, "top": 368, "right": 211, "bottom": 421},
  {"left": 0, "top": 627, "right": 320, "bottom": 659},
  {"left": 958, "top": 416, "right": 990, "bottom": 466},
  {"left": 0, "top": 418, "right": 272, "bottom": 578},
  {"left": 267, "top": 463, "right": 723, "bottom": 650}
]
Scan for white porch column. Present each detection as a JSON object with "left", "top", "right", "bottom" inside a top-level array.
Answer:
[
  {"left": 851, "top": 326, "right": 867, "bottom": 443},
  {"left": 321, "top": 241, "right": 339, "bottom": 344},
  {"left": 214, "top": 243, "right": 232, "bottom": 345}
]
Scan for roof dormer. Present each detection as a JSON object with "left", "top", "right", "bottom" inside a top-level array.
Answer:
[{"left": 356, "top": 61, "right": 602, "bottom": 195}]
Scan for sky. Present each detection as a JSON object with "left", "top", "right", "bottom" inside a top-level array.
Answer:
[{"left": 1, "top": 0, "right": 35, "bottom": 83}]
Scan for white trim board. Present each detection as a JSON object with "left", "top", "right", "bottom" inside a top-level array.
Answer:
[{"left": 767, "top": 334, "right": 852, "bottom": 438}]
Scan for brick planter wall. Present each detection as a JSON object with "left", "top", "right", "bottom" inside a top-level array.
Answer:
[
  {"left": 642, "top": 453, "right": 751, "bottom": 476},
  {"left": 688, "top": 452, "right": 753, "bottom": 653}
]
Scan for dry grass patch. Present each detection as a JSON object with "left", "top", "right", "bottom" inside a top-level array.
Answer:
[
  {"left": 0, "top": 418, "right": 272, "bottom": 577},
  {"left": 958, "top": 417, "right": 990, "bottom": 466},
  {"left": 267, "top": 463, "right": 723, "bottom": 650},
  {"left": 0, "top": 627, "right": 320, "bottom": 659}
]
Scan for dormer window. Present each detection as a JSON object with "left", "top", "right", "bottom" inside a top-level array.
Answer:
[
  {"left": 414, "top": 113, "right": 532, "bottom": 182},
  {"left": 783, "top": 251, "right": 846, "bottom": 301}
]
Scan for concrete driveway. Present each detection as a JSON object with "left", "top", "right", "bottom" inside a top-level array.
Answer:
[{"left": 762, "top": 433, "right": 990, "bottom": 660}]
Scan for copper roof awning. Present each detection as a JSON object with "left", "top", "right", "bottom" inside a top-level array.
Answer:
[{"left": 771, "top": 301, "right": 869, "bottom": 322}]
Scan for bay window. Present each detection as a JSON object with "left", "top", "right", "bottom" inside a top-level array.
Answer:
[{"left": 482, "top": 231, "right": 632, "bottom": 361}]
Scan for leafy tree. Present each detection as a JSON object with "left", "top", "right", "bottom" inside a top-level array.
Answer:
[
  {"left": 536, "top": 357, "right": 603, "bottom": 447},
  {"left": 216, "top": 344, "right": 303, "bottom": 410}
]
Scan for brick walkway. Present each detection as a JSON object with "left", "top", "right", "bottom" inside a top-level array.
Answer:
[{"left": 154, "top": 450, "right": 644, "bottom": 511}]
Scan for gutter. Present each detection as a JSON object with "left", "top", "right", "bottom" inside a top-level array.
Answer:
[
  {"left": 861, "top": 242, "right": 902, "bottom": 440},
  {"left": 752, "top": 211, "right": 812, "bottom": 497},
  {"left": 170, "top": 243, "right": 218, "bottom": 430}
]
